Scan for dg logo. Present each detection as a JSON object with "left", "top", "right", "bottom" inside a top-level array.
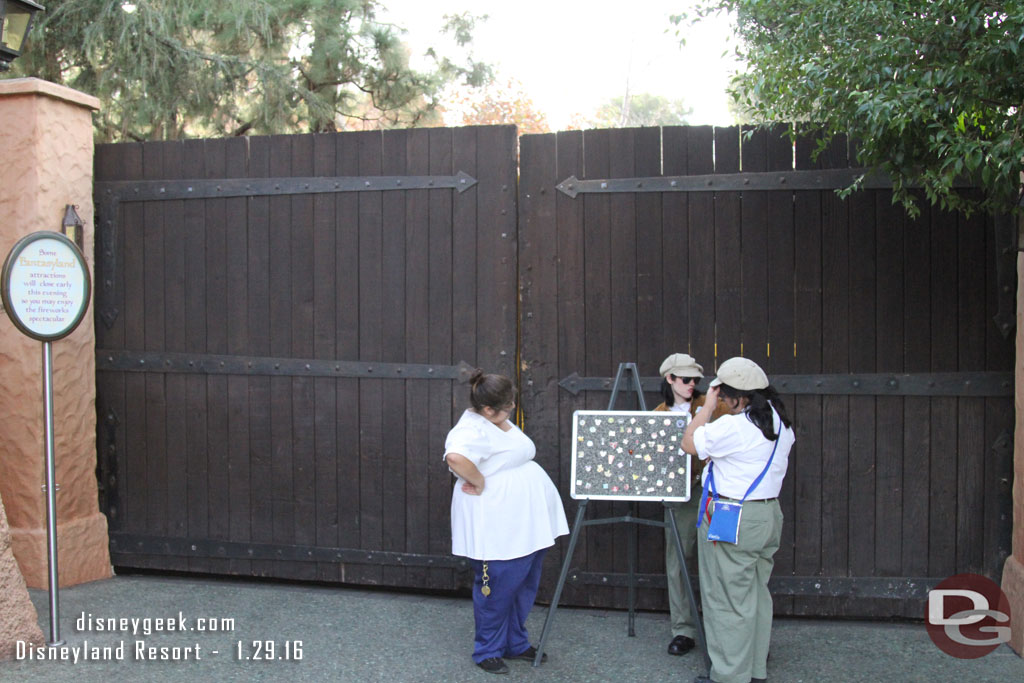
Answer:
[{"left": 926, "top": 573, "right": 1011, "bottom": 658}]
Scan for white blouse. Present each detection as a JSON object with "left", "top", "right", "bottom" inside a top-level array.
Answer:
[
  {"left": 693, "top": 408, "right": 794, "bottom": 500},
  {"left": 444, "top": 410, "right": 569, "bottom": 560}
]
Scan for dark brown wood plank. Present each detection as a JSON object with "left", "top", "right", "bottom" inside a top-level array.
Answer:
[
  {"left": 94, "top": 143, "right": 126, "bottom": 351},
  {"left": 791, "top": 131, "right": 824, "bottom": 615},
  {"left": 581, "top": 128, "right": 615, "bottom": 607},
  {"left": 686, "top": 126, "right": 716, "bottom": 369},
  {"left": 928, "top": 202, "right": 958, "bottom": 579},
  {"left": 93, "top": 144, "right": 127, "bottom": 537},
  {"left": 246, "top": 136, "right": 274, "bottom": 578},
  {"left": 119, "top": 142, "right": 148, "bottom": 567},
  {"left": 520, "top": 131, "right": 562, "bottom": 600},
  {"left": 982, "top": 206, "right": 1015, "bottom": 578},
  {"left": 846, "top": 187, "right": 876, "bottom": 585},
  {"left": 607, "top": 127, "right": 638, "bottom": 609},
  {"left": 956, "top": 206, "right": 986, "bottom": 573},
  {"left": 224, "top": 136, "right": 252, "bottom": 576},
  {"left": 288, "top": 133, "right": 317, "bottom": 582},
  {"left": 474, "top": 126, "right": 518, "bottom": 377},
  {"left": 357, "top": 130, "right": 385, "bottom": 586},
  {"left": 202, "top": 139, "right": 232, "bottom": 576},
  {"left": 714, "top": 125, "right": 742, "bottom": 361},
  {"left": 901, "top": 199, "right": 931, "bottom": 579},
  {"left": 312, "top": 132, "right": 338, "bottom": 582},
  {"left": 426, "top": 127, "right": 455, "bottom": 589},
  {"left": 450, "top": 126, "right": 476, "bottom": 423},
  {"left": 403, "top": 127, "right": 431, "bottom": 590},
  {"left": 381, "top": 128, "right": 410, "bottom": 587},
  {"left": 266, "top": 135, "right": 295, "bottom": 578},
  {"left": 660, "top": 127, "right": 690, "bottom": 360},
  {"left": 554, "top": 129, "right": 587, "bottom": 607},
  {"left": 142, "top": 142, "right": 170, "bottom": 571},
  {"left": 764, "top": 124, "right": 795, "bottom": 377},
  {"left": 181, "top": 139, "right": 209, "bottom": 574},
  {"left": 335, "top": 131, "right": 361, "bottom": 581},
  {"left": 159, "top": 141, "right": 189, "bottom": 573},
  {"left": 632, "top": 126, "right": 666, "bottom": 610},
  {"left": 820, "top": 169, "right": 851, "bottom": 613},
  {"left": 874, "top": 192, "right": 905, "bottom": 578},
  {"left": 739, "top": 127, "right": 769, "bottom": 368}
]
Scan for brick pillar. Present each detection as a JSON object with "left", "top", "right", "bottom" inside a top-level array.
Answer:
[
  {"left": 0, "top": 78, "right": 111, "bottom": 588},
  {"left": 0, "top": 491, "right": 44, "bottom": 660},
  {"left": 1002, "top": 222, "right": 1024, "bottom": 654}
]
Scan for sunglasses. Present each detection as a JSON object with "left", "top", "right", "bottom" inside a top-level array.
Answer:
[{"left": 670, "top": 374, "right": 699, "bottom": 385}]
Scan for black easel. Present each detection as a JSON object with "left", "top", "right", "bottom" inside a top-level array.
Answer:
[{"left": 533, "top": 363, "right": 710, "bottom": 675}]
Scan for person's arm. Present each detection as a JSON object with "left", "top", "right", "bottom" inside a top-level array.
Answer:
[
  {"left": 445, "top": 452, "right": 486, "bottom": 495},
  {"left": 682, "top": 385, "right": 719, "bottom": 455}
]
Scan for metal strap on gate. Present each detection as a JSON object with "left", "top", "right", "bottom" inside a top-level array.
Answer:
[
  {"left": 94, "top": 171, "right": 478, "bottom": 328},
  {"left": 558, "top": 371, "right": 1013, "bottom": 397},
  {"left": 96, "top": 350, "right": 475, "bottom": 381}
]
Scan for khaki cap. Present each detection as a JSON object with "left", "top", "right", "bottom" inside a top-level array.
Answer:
[
  {"left": 709, "top": 357, "right": 769, "bottom": 390},
  {"left": 659, "top": 353, "right": 704, "bottom": 378}
]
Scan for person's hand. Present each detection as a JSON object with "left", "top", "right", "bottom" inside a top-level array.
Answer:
[
  {"left": 461, "top": 481, "right": 483, "bottom": 495},
  {"left": 705, "top": 384, "right": 720, "bottom": 405}
]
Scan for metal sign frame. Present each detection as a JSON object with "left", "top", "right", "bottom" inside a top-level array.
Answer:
[{"left": 1, "top": 230, "right": 91, "bottom": 342}]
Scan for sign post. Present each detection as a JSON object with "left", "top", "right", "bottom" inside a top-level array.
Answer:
[{"left": 1, "top": 231, "right": 91, "bottom": 646}]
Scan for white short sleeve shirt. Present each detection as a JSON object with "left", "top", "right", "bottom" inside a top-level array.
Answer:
[
  {"left": 444, "top": 410, "right": 569, "bottom": 560},
  {"left": 693, "top": 408, "right": 794, "bottom": 500}
]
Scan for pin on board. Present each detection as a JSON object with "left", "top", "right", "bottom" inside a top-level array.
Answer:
[{"left": 570, "top": 410, "right": 693, "bottom": 502}]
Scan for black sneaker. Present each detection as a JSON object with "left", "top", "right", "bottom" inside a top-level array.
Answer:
[
  {"left": 477, "top": 657, "right": 510, "bottom": 674},
  {"left": 511, "top": 646, "right": 548, "bottom": 663}
]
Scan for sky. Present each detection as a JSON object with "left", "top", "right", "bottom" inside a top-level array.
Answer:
[{"left": 379, "top": 0, "right": 743, "bottom": 130}]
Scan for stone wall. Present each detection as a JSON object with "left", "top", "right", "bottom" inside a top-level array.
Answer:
[
  {"left": 1002, "top": 233, "right": 1024, "bottom": 655},
  {"left": 0, "top": 78, "right": 111, "bottom": 588}
]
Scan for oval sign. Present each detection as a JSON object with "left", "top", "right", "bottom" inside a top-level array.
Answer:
[{"left": 1, "top": 231, "right": 91, "bottom": 342}]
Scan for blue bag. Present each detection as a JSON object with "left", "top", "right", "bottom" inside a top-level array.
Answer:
[{"left": 697, "top": 424, "right": 780, "bottom": 545}]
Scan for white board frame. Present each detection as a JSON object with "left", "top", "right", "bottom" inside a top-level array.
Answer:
[{"left": 570, "top": 410, "right": 693, "bottom": 502}]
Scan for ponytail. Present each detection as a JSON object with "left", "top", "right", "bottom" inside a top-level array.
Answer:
[{"left": 468, "top": 369, "right": 515, "bottom": 412}]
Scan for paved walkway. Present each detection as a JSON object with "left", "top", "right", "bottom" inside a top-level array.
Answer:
[{"left": 1, "top": 573, "right": 1021, "bottom": 682}]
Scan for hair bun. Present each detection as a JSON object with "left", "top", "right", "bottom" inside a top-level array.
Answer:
[{"left": 469, "top": 368, "right": 485, "bottom": 387}]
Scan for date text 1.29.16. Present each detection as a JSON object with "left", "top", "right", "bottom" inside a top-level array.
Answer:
[{"left": 235, "top": 640, "right": 303, "bottom": 661}]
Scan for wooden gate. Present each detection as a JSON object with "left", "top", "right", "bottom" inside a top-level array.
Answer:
[
  {"left": 94, "top": 123, "right": 1015, "bottom": 619},
  {"left": 94, "top": 126, "right": 518, "bottom": 590},
  {"left": 517, "top": 125, "right": 1015, "bottom": 617}
]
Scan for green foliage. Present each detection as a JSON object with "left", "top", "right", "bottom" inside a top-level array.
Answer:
[
  {"left": 674, "top": 1, "right": 1024, "bottom": 216},
  {"left": 9, "top": 0, "right": 490, "bottom": 141},
  {"left": 588, "top": 92, "right": 693, "bottom": 128}
]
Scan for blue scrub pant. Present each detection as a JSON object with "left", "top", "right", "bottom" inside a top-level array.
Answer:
[{"left": 469, "top": 548, "right": 547, "bottom": 662}]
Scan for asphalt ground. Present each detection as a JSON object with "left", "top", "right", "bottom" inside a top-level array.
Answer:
[{"left": 1, "top": 573, "right": 1021, "bottom": 682}]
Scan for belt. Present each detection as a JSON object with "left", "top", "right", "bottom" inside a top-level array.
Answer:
[{"left": 717, "top": 496, "right": 778, "bottom": 503}]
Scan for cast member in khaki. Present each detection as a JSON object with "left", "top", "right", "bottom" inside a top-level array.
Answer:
[
  {"left": 683, "top": 357, "right": 795, "bottom": 683},
  {"left": 655, "top": 353, "right": 728, "bottom": 657}
]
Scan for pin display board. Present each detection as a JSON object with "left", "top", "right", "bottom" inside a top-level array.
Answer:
[{"left": 570, "top": 410, "right": 693, "bottom": 502}]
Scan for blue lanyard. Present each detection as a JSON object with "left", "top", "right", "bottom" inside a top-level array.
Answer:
[{"left": 696, "top": 415, "right": 780, "bottom": 528}]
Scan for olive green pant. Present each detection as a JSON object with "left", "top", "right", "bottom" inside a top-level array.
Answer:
[
  {"left": 664, "top": 496, "right": 700, "bottom": 639},
  {"left": 697, "top": 498, "right": 783, "bottom": 683}
]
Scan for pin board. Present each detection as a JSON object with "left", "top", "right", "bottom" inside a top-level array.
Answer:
[{"left": 570, "top": 410, "right": 693, "bottom": 502}]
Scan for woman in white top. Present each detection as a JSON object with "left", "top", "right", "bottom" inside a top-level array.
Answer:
[
  {"left": 682, "top": 357, "right": 795, "bottom": 683},
  {"left": 444, "top": 370, "right": 568, "bottom": 674}
]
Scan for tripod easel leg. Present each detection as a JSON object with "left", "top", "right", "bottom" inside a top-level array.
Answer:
[
  {"left": 668, "top": 503, "right": 711, "bottom": 675},
  {"left": 533, "top": 500, "right": 588, "bottom": 667}
]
